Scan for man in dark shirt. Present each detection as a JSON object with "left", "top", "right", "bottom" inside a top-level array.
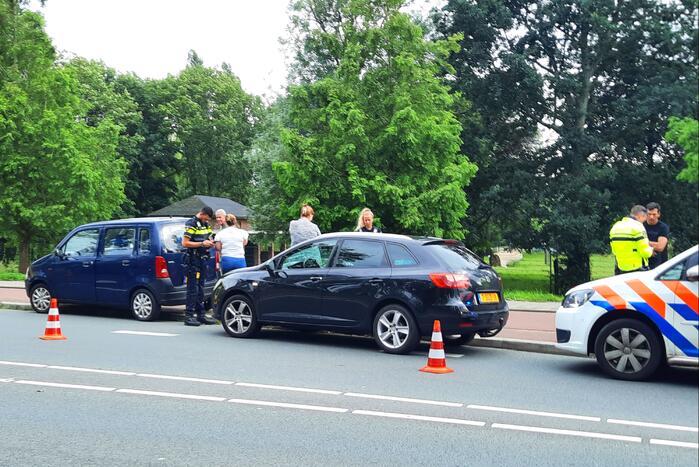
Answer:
[{"left": 644, "top": 202, "right": 670, "bottom": 269}]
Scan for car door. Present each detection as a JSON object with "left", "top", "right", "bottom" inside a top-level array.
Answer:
[
  {"left": 95, "top": 226, "right": 138, "bottom": 306},
  {"left": 50, "top": 228, "right": 100, "bottom": 303},
  {"left": 256, "top": 239, "right": 338, "bottom": 324},
  {"left": 319, "top": 239, "right": 391, "bottom": 328},
  {"left": 659, "top": 252, "right": 699, "bottom": 358}
]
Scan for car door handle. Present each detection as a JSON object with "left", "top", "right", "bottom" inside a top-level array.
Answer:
[
  {"left": 121, "top": 260, "right": 131, "bottom": 266},
  {"left": 310, "top": 276, "right": 323, "bottom": 282},
  {"left": 82, "top": 261, "right": 93, "bottom": 267}
]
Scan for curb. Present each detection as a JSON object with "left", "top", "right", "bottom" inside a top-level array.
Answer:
[
  {"left": 469, "top": 335, "right": 580, "bottom": 357},
  {"left": 0, "top": 302, "right": 32, "bottom": 311}
]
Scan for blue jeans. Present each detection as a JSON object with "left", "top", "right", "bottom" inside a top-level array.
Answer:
[{"left": 221, "top": 256, "right": 246, "bottom": 273}]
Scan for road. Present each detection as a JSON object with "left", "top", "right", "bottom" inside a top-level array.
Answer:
[{"left": 1, "top": 308, "right": 697, "bottom": 466}]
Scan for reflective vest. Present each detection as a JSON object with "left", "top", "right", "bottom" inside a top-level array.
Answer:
[{"left": 609, "top": 217, "right": 653, "bottom": 272}]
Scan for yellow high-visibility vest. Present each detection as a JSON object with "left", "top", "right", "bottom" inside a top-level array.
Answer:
[{"left": 609, "top": 217, "right": 653, "bottom": 272}]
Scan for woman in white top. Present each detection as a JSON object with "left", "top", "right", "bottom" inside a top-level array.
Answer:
[{"left": 215, "top": 214, "right": 249, "bottom": 273}]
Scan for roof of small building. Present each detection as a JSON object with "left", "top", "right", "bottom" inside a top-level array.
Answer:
[{"left": 148, "top": 195, "right": 250, "bottom": 219}]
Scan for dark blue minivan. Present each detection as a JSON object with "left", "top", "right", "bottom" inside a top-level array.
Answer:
[{"left": 25, "top": 217, "right": 217, "bottom": 320}]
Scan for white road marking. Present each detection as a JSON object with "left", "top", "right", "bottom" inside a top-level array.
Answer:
[
  {"left": 492, "top": 423, "right": 642, "bottom": 443},
  {"left": 353, "top": 410, "right": 485, "bottom": 426},
  {"left": 607, "top": 419, "right": 699, "bottom": 433},
  {"left": 137, "top": 373, "right": 234, "bottom": 385},
  {"left": 0, "top": 361, "right": 47, "bottom": 368},
  {"left": 116, "top": 388, "right": 226, "bottom": 402},
  {"left": 468, "top": 404, "right": 601, "bottom": 422},
  {"left": 344, "top": 392, "right": 463, "bottom": 407},
  {"left": 650, "top": 439, "right": 699, "bottom": 449},
  {"left": 227, "top": 398, "right": 348, "bottom": 413},
  {"left": 445, "top": 353, "right": 464, "bottom": 358},
  {"left": 0, "top": 377, "right": 15, "bottom": 382},
  {"left": 14, "top": 380, "right": 115, "bottom": 392},
  {"left": 47, "top": 365, "right": 135, "bottom": 376},
  {"left": 235, "top": 382, "right": 342, "bottom": 395},
  {"left": 112, "top": 330, "right": 179, "bottom": 337}
]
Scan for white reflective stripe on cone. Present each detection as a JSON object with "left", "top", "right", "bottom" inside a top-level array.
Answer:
[
  {"left": 49, "top": 308, "right": 59, "bottom": 315},
  {"left": 428, "top": 349, "right": 445, "bottom": 359},
  {"left": 431, "top": 332, "right": 443, "bottom": 342},
  {"left": 44, "top": 322, "right": 61, "bottom": 329}
]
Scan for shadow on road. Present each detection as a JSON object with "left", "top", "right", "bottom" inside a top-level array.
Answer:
[
  {"left": 46, "top": 304, "right": 185, "bottom": 322},
  {"left": 561, "top": 359, "right": 699, "bottom": 387}
]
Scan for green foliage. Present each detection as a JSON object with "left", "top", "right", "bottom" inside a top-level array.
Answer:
[
  {"left": 276, "top": 0, "right": 477, "bottom": 237},
  {"left": 666, "top": 117, "right": 699, "bottom": 184},
  {"left": 0, "top": 262, "right": 24, "bottom": 281}
]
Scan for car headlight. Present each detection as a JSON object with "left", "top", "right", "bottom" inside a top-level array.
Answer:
[{"left": 562, "top": 289, "right": 594, "bottom": 308}]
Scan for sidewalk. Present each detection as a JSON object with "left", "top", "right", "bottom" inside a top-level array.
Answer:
[{"left": 0, "top": 281, "right": 569, "bottom": 356}]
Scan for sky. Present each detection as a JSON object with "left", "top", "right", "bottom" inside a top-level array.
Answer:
[{"left": 31, "top": 0, "right": 439, "bottom": 100}]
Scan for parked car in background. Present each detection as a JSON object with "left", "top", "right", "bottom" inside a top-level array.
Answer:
[
  {"left": 556, "top": 245, "right": 698, "bottom": 380},
  {"left": 25, "top": 217, "right": 217, "bottom": 321},
  {"left": 211, "top": 232, "right": 509, "bottom": 354}
]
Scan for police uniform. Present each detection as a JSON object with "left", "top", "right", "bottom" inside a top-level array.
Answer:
[
  {"left": 609, "top": 217, "right": 654, "bottom": 274},
  {"left": 183, "top": 216, "right": 213, "bottom": 323}
]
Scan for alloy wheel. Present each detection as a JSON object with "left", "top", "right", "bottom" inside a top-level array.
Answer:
[
  {"left": 31, "top": 287, "right": 51, "bottom": 312},
  {"left": 224, "top": 299, "right": 253, "bottom": 334},
  {"left": 603, "top": 327, "right": 651, "bottom": 374},
  {"left": 132, "top": 292, "right": 153, "bottom": 319},
  {"left": 376, "top": 309, "right": 411, "bottom": 349}
]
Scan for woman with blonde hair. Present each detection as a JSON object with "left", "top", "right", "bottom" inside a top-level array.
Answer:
[
  {"left": 215, "top": 214, "right": 249, "bottom": 273},
  {"left": 289, "top": 204, "right": 322, "bottom": 246},
  {"left": 356, "top": 208, "right": 381, "bottom": 233}
]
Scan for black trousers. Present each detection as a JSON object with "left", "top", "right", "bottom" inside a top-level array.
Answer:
[{"left": 185, "top": 255, "right": 207, "bottom": 318}]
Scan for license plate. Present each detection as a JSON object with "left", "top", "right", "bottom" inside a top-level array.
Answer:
[{"left": 478, "top": 292, "right": 499, "bottom": 304}]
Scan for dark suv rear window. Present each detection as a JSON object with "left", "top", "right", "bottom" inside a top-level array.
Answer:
[
  {"left": 425, "top": 243, "right": 482, "bottom": 271},
  {"left": 161, "top": 223, "right": 186, "bottom": 253}
]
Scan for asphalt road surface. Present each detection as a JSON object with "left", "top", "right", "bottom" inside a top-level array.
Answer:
[{"left": 1, "top": 308, "right": 697, "bottom": 466}]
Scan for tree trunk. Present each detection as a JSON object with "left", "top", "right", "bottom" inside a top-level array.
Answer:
[{"left": 18, "top": 234, "right": 31, "bottom": 274}]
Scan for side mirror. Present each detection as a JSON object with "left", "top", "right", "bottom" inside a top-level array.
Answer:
[
  {"left": 54, "top": 248, "right": 66, "bottom": 259},
  {"left": 686, "top": 265, "right": 699, "bottom": 282}
]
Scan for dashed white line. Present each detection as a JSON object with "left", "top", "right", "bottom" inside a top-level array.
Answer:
[
  {"left": 344, "top": 392, "right": 463, "bottom": 407},
  {"left": 47, "top": 365, "right": 135, "bottom": 376},
  {"left": 14, "top": 380, "right": 115, "bottom": 392},
  {"left": 112, "top": 330, "right": 179, "bottom": 337},
  {"left": 650, "top": 439, "right": 699, "bottom": 449},
  {"left": 492, "top": 423, "right": 642, "bottom": 443},
  {"left": 116, "top": 388, "right": 226, "bottom": 402},
  {"left": 235, "top": 382, "right": 342, "bottom": 395},
  {"left": 136, "top": 373, "right": 234, "bottom": 385},
  {"left": 607, "top": 419, "right": 699, "bottom": 433},
  {"left": 0, "top": 361, "right": 47, "bottom": 368},
  {"left": 353, "top": 410, "right": 485, "bottom": 426},
  {"left": 227, "top": 398, "right": 348, "bottom": 413},
  {"left": 468, "top": 404, "right": 601, "bottom": 422}
]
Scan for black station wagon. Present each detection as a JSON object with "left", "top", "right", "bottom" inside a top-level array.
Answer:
[{"left": 211, "top": 232, "right": 508, "bottom": 353}]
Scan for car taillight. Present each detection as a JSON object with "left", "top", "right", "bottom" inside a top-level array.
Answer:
[
  {"left": 429, "top": 273, "right": 471, "bottom": 289},
  {"left": 155, "top": 256, "right": 169, "bottom": 278}
]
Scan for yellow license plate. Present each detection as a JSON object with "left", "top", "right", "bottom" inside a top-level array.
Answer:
[{"left": 478, "top": 292, "right": 499, "bottom": 303}]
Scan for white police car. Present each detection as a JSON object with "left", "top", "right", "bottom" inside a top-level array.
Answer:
[{"left": 556, "top": 245, "right": 698, "bottom": 380}]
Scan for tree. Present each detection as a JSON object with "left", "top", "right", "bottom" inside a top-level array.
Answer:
[
  {"left": 0, "top": 2, "right": 127, "bottom": 272},
  {"left": 666, "top": 117, "right": 699, "bottom": 184},
  {"left": 276, "top": 0, "right": 477, "bottom": 238}
]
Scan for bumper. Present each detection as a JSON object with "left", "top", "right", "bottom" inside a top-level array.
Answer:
[
  {"left": 554, "top": 303, "right": 605, "bottom": 356},
  {"left": 420, "top": 303, "right": 509, "bottom": 336}
]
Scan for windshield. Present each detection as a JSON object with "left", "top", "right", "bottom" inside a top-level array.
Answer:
[
  {"left": 161, "top": 223, "right": 186, "bottom": 253},
  {"left": 425, "top": 243, "right": 482, "bottom": 271}
]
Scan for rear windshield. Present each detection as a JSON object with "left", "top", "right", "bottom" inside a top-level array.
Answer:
[
  {"left": 425, "top": 243, "right": 482, "bottom": 271},
  {"left": 161, "top": 223, "right": 186, "bottom": 253}
]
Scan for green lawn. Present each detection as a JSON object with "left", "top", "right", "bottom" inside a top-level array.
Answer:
[
  {"left": 494, "top": 251, "right": 615, "bottom": 302},
  {"left": 0, "top": 262, "right": 25, "bottom": 281}
]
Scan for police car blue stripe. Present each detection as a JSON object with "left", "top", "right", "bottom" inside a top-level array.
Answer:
[
  {"left": 629, "top": 302, "right": 699, "bottom": 358},
  {"left": 669, "top": 303, "right": 699, "bottom": 322},
  {"left": 590, "top": 300, "right": 616, "bottom": 312}
]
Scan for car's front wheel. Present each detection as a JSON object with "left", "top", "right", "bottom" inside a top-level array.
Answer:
[
  {"left": 130, "top": 289, "right": 161, "bottom": 321},
  {"left": 372, "top": 304, "right": 420, "bottom": 354},
  {"left": 221, "top": 295, "right": 260, "bottom": 338},
  {"left": 594, "top": 318, "right": 663, "bottom": 381},
  {"left": 30, "top": 284, "right": 51, "bottom": 313}
]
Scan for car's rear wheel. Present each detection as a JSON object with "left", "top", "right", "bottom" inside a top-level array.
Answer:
[
  {"left": 372, "top": 304, "right": 420, "bottom": 354},
  {"left": 30, "top": 284, "right": 51, "bottom": 313},
  {"left": 130, "top": 289, "right": 161, "bottom": 321},
  {"left": 594, "top": 318, "right": 663, "bottom": 381},
  {"left": 221, "top": 295, "right": 260, "bottom": 338},
  {"left": 444, "top": 332, "right": 476, "bottom": 347}
]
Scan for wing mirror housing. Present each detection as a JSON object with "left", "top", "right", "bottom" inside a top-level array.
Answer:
[
  {"left": 686, "top": 265, "right": 699, "bottom": 282},
  {"left": 54, "top": 248, "right": 66, "bottom": 259}
]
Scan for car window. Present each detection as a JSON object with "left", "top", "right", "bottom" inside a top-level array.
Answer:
[
  {"left": 658, "top": 263, "right": 684, "bottom": 281},
  {"left": 280, "top": 240, "right": 337, "bottom": 269},
  {"left": 62, "top": 229, "right": 100, "bottom": 257},
  {"left": 161, "top": 223, "right": 186, "bottom": 253},
  {"left": 425, "top": 243, "right": 482, "bottom": 271},
  {"left": 334, "top": 239, "right": 387, "bottom": 268},
  {"left": 102, "top": 228, "right": 136, "bottom": 256},
  {"left": 139, "top": 228, "right": 152, "bottom": 255},
  {"left": 386, "top": 243, "right": 418, "bottom": 267}
]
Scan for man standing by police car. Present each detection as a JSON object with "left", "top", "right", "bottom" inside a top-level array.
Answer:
[
  {"left": 182, "top": 206, "right": 217, "bottom": 326},
  {"left": 609, "top": 205, "right": 654, "bottom": 275}
]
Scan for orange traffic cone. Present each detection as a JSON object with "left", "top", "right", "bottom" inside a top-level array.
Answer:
[
  {"left": 39, "top": 298, "right": 67, "bottom": 340},
  {"left": 419, "top": 320, "right": 453, "bottom": 374}
]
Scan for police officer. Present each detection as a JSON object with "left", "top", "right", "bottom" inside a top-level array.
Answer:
[
  {"left": 609, "top": 205, "right": 654, "bottom": 275},
  {"left": 182, "top": 206, "right": 217, "bottom": 326}
]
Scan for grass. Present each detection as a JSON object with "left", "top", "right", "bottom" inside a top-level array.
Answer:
[
  {"left": 493, "top": 251, "right": 616, "bottom": 302},
  {"left": 0, "top": 262, "right": 25, "bottom": 281}
]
